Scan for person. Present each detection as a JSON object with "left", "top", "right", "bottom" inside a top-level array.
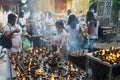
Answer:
[
  {"left": 65, "top": 14, "right": 83, "bottom": 51},
  {"left": 86, "top": 9, "right": 98, "bottom": 51},
  {"left": 17, "top": 11, "right": 29, "bottom": 35},
  {"left": 86, "top": 9, "right": 96, "bottom": 25},
  {"left": 64, "top": 9, "right": 72, "bottom": 24},
  {"left": 44, "top": 11, "right": 55, "bottom": 35},
  {"left": 53, "top": 20, "right": 67, "bottom": 60},
  {"left": 17, "top": 11, "right": 26, "bottom": 28},
  {"left": 2, "top": 13, "right": 30, "bottom": 80},
  {"left": 18, "top": 12, "right": 32, "bottom": 49},
  {"left": 76, "top": 10, "right": 83, "bottom": 22},
  {"left": 80, "top": 21, "right": 89, "bottom": 49}
]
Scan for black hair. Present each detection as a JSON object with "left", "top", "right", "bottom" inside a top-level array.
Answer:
[
  {"left": 86, "top": 10, "right": 96, "bottom": 22},
  {"left": 19, "top": 12, "right": 24, "bottom": 17},
  {"left": 55, "top": 20, "right": 64, "bottom": 29},
  {"left": 67, "top": 9, "right": 71, "bottom": 15},
  {"left": 8, "top": 13, "right": 17, "bottom": 22},
  {"left": 68, "top": 14, "right": 79, "bottom": 29}
]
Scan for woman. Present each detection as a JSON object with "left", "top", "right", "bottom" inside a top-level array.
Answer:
[
  {"left": 86, "top": 9, "right": 98, "bottom": 51},
  {"left": 3, "top": 13, "right": 30, "bottom": 79},
  {"left": 53, "top": 20, "right": 67, "bottom": 60},
  {"left": 65, "top": 14, "right": 83, "bottom": 51}
]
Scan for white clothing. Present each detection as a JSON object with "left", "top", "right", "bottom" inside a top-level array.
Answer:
[
  {"left": 65, "top": 24, "right": 83, "bottom": 51},
  {"left": 64, "top": 13, "right": 71, "bottom": 24},
  {"left": 3, "top": 23, "right": 22, "bottom": 51},
  {"left": 76, "top": 13, "right": 82, "bottom": 21},
  {"left": 3, "top": 23, "right": 22, "bottom": 79},
  {"left": 44, "top": 17, "right": 55, "bottom": 34},
  {"left": 55, "top": 29, "right": 67, "bottom": 48},
  {"left": 89, "top": 20, "right": 99, "bottom": 39},
  {"left": 18, "top": 17, "right": 27, "bottom": 27}
]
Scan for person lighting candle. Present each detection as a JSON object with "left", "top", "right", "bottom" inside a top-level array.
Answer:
[{"left": 52, "top": 19, "right": 67, "bottom": 61}]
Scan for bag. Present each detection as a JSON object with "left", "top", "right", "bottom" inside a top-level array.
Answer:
[
  {"left": 0, "top": 34, "right": 12, "bottom": 49},
  {"left": 23, "top": 38, "right": 30, "bottom": 49}
]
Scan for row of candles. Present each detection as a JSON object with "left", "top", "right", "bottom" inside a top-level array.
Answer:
[
  {"left": 9, "top": 47, "right": 87, "bottom": 80},
  {"left": 93, "top": 46, "right": 120, "bottom": 64}
]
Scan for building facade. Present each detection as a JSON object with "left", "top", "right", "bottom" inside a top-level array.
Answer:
[{"left": 34, "top": 0, "right": 89, "bottom": 17}]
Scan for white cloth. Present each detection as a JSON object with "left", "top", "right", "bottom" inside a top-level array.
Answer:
[
  {"left": 76, "top": 13, "right": 82, "bottom": 21},
  {"left": 3, "top": 23, "right": 22, "bottom": 79},
  {"left": 18, "top": 17, "right": 26, "bottom": 26},
  {"left": 89, "top": 20, "right": 99, "bottom": 39},
  {"left": 44, "top": 17, "right": 55, "bottom": 32},
  {"left": 55, "top": 29, "right": 67, "bottom": 48},
  {"left": 6, "top": 51, "right": 16, "bottom": 79},
  {"left": 65, "top": 24, "right": 83, "bottom": 51},
  {"left": 3, "top": 23, "right": 22, "bottom": 51},
  {"left": 64, "top": 14, "right": 71, "bottom": 24}
]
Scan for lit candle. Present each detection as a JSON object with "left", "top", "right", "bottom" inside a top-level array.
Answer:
[
  {"left": 28, "top": 58, "right": 32, "bottom": 70},
  {"left": 19, "top": 48, "right": 21, "bottom": 53},
  {"left": 67, "top": 75, "right": 70, "bottom": 80},
  {"left": 34, "top": 51, "right": 36, "bottom": 55},
  {"left": 70, "top": 64, "right": 73, "bottom": 68},
  {"left": 51, "top": 73, "right": 54, "bottom": 80},
  {"left": 36, "top": 49, "right": 38, "bottom": 53},
  {"left": 30, "top": 49, "right": 32, "bottom": 53}
]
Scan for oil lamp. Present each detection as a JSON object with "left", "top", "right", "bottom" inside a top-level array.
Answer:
[
  {"left": 101, "top": 49, "right": 105, "bottom": 55},
  {"left": 35, "top": 69, "right": 45, "bottom": 75},
  {"left": 51, "top": 73, "right": 55, "bottom": 80},
  {"left": 93, "top": 46, "right": 120, "bottom": 64},
  {"left": 67, "top": 75, "right": 70, "bottom": 80}
]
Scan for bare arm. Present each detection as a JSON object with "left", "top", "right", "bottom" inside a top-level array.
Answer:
[
  {"left": 22, "top": 33, "right": 31, "bottom": 38},
  {"left": 4, "top": 28, "right": 20, "bottom": 38},
  {"left": 56, "top": 34, "right": 66, "bottom": 53}
]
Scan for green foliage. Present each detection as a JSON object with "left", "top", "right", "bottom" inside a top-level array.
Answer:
[
  {"left": 112, "top": 0, "right": 120, "bottom": 25},
  {"left": 89, "top": 0, "right": 97, "bottom": 3},
  {"left": 89, "top": 0, "right": 97, "bottom": 7},
  {"left": 112, "top": 0, "right": 120, "bottom": 10}
]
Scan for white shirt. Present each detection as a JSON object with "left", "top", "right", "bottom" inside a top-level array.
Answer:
[
  {"left": 54, "top": 29, "right": 67, "bottom": 49},
  {"left": 89, "top": 20, "right": 99, "bottom": 39},
  {"left": 3, "top": 23, "right": 22, "bottom": 52},
  {"left": 65, "top": 24, "right": 83, "bottom": 51},
  {"left": 18, "top": 17, "right": 26, "bottom": 26}
]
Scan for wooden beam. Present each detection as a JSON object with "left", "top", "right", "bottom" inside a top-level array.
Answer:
[{"left": 0, "top": 1, "right": 19, "bottom": 6}]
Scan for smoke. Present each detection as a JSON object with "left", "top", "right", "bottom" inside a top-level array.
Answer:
[{"left": 27, "top": 0, "right": 37, "bottom": 12}]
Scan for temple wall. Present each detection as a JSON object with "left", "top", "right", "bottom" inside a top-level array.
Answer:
[{"left": 36, "top": 0, "right": 89, "bottom": 17}]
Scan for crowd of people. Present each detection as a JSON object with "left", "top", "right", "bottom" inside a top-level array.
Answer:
[{"left": 0, "top": 8, "right": 99, "bottom": 79}]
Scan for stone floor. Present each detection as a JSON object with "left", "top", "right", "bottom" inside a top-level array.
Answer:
[{"left": 0, "top": 55, "right": 6, "bottom": 80}]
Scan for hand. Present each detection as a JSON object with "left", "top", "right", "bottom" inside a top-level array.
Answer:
[
  {"left": 55, "top": 50, "right": 60, "bottom": 54},
  {"left": 55, "top": 48, "right": 61, "bottom": 54},
  {"left": 14, "top": 28, "right": 20, "bottom": 33},
  {"left": 25, "top": 34, "right": 31, "bottom": 38},
  {"left": 54, "top": 52, "right": 59, "bottom": 57}
]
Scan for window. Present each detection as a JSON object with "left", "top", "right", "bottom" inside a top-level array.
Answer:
[{"left": 98, "top": 2, "right": 104, "bottom": 16}]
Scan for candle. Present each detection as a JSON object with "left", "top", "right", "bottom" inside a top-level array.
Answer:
[
  {"left": 67, "top": 75, "right": 70, "bottom": 80},
  {"left": 19, "top": 48, "right": 21, "bottom": 53},
  {"left": 51, "top": 73, "right": 54, "bottom": 80},
  {"left": 70, "top": 64, "right": 73, "bottom": 68},
  {"left": 28, "top": 58, "right": 32, "bottom": 70}
]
